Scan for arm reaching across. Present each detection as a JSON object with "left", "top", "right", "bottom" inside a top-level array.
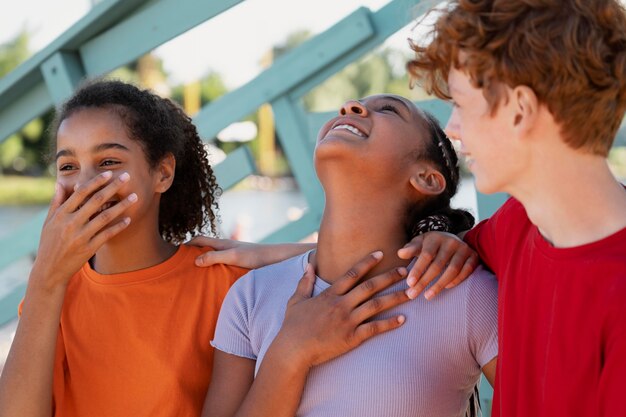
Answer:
[
  {"left": 202, "top": 252, "right": 410, "bottom": 417},
  {"left": 190, "top": 236, "right": 315, "bottom": 269}
]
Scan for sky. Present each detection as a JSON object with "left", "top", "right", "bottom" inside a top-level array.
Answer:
[{"left": 0, "top": 0, "right": 418, "bottom": 88}]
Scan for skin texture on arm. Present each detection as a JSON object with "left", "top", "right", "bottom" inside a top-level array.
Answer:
[
  {"left": 482, "top": 357, "right": 497, "bottom": 386},
  {"left": 0, "top": 172, "right": 136, "bottom": 417},
  {"left": 202, "top": 253, "right": 410, "bottom": 417},
  {"left": 192, "top": 231, "right": 478, "bottom": 301}
]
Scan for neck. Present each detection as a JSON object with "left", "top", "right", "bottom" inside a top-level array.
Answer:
[
  {"left": 509, "top": 151, "right": 626, "bottom": 247},
  {"left": 92, "top": 219, "right": 177, "bottom": 275},
  {"left": 314, "top": 193, "right": 411, "bottom": 283}
]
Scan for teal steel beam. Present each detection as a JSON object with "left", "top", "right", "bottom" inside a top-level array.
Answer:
[
  {"left": 41, "top": 52, "right": 86, "bottom": 104},
  {"left": 0, "top": 0, "right": 147, "bottom": 110},
  {"left": 0, "top": 83, "right": 52, "bottom": 144},
  {"left": 193, "top": 7, "right": 377, "bottom": 141},
  {"left": 288, "top": 0, "right": 421, "bottom": 99},
  {"left": 272, "top": 97, "right": 324, "bottom": 214},
  {"left": 80, "top": 0, "right": 244, "bottom": 75}
]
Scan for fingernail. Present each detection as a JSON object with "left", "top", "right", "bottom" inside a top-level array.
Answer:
[
  {"left": 372, "top": 251, "right": 383, "bottom": 260},
  {"left": 406, "top": 288, "right": 418, "bottom": 299},
  {"left": 123, "top": 217, "right": 131, "bottom": 225},
  {"left": 397, "top": 267, "right": 407, "bottom": 276},
  {"left": 407, "top": 276, "right": 417, "bottom": 286},
  {"left": 195, "top": 258, "right": 204, "bottom": 266},
  {"left": 424, "top": 289, "right": 434, "bottom": 300},
  {"left": 54, "top": 183, "right": 60, "bottom": 194},
  {"left": 102, "top": 171, "right": 112, "bottom": 179},
  {"left": 127, "top": 193, "right": 138, "bottom": 202},
  {"left": 444, "top": 283, "right": 454, "bottom": 289},
  {"left": 119, "top": 172, "right": 130, "bottom": 182},
  {"left": 397, "top": 315, "right": 406, "bottom": 324}
]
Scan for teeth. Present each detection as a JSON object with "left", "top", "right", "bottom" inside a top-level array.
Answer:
[{"left": 333, "top": 124, "right": 365, "bottom": 137}]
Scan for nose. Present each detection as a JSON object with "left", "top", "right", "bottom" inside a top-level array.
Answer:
[
  {"left": 71, "top": 166, "right": 101, "bottom": 193},
  {"left": 444, "top": 107, "right": 461, "bottom": 141},
  {"left": 339, "top": 100, "right": 368, "bottom": 117}
]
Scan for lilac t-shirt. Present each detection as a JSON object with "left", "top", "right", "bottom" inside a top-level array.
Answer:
[{"left": 212, "top": 251, "right": 498, "bottom": 417}]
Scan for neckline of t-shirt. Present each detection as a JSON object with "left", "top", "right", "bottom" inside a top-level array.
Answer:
[
  {"left": 299, "top": 249, "right": 416, "bottom": 292},
  {"left": 532, "top": 222, "right": 626, "bottom": 259},
  {"left": 81, "top": 245, "right": 186, "bottom": 286}
]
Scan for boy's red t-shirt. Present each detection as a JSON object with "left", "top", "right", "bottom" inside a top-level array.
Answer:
[
  {"left": 42, "top": 244, "right": 247, "bottom": 417},
  {"left": 464, "top": 198, "right": 626, "bottom": 417}
]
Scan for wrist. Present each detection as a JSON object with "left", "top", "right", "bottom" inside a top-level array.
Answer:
[{"left": 268, "top": 333, "right": 316, "bottom": 372}]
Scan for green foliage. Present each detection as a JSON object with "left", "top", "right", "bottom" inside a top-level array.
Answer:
[
  {"left": 0, "top": 176, "right": 55, "bottom": 205},
  {"left": 0, "top": 30, "right": 30, "bottom": 77}
]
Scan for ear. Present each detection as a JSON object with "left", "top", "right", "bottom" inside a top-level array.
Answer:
[
  {"left": 154, "top": 153, "right": 176, "bottom": 194},
  {"left": 511, "top": 85, "right": 539, "bottom": 133},
  {"left": 409, "top": 164, "right": 446, "bottom": 196}
]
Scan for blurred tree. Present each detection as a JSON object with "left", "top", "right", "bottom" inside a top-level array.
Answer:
[{"left": 0, "top": 30, "right": 53, "bottom": 176}]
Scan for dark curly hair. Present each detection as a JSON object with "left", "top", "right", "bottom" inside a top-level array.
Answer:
[
  {"left": 49, "top": 79, "right": 221, "bottom": 244},
  {"left": 403, "top": 109, "right": 475, "bottom": 240},
  {"left": 407, "top": 0, "right": 626, "bottom": 156}
]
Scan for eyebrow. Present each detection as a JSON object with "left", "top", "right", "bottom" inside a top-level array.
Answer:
[{"left": 55, "top": 142, "right": 130, "bottom": 160}]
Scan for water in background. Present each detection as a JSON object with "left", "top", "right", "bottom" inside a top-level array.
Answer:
[{"left": 0, "top": 177, "right": 478, "bottom": 369}]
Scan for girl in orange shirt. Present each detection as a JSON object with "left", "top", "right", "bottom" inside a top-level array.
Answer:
[{"left": 0, "top": 79, "right": 252, "bottom": 417}]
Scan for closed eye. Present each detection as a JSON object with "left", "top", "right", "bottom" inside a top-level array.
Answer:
[
  {"left": 58, "top": 164, "right": 76, "bottom": 171},
  {"left": 101, "top": 159, "right": 120, "bottom": 167},
  {"left": 380, "top": 104, "right": 399, "bottom": 114}
]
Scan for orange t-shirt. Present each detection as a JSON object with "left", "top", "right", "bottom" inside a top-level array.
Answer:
[{"left": 49, "top": 244, "right": 248, "bottom": 417}]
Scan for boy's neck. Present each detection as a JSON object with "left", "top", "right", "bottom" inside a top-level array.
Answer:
[
  {"left": 92, "top": 225, "right": 177, "bottom": 275},
  {"left": 313, "top": 193, "right": 411, "bottom": 283},
  {"left": 511, "top": 150, "right": 626, "bottom": 248}
]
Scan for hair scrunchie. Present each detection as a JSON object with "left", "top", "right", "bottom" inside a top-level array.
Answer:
[{"left": 411, "top": 214, "right": 452, "bottom": 237}]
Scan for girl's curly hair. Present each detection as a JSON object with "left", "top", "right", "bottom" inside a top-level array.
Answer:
[{"left": 50, "top": 79, "right": 221, "bottom": 244}]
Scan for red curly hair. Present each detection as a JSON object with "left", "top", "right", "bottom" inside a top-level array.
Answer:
[{"left": 407, "top": 0, "right": 626, "bottom": 156}]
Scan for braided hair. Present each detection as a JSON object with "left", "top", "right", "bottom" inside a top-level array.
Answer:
[
  {"left": 50, "top": 79, "right": 221, "bottom": 244},
  {"left": 403, "top": 110, "right": 474, "bottom": 240}
]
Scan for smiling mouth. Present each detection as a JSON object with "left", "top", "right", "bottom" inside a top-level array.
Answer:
[{"left": 332, "top": 124, "right": 366, "bottom": 138}]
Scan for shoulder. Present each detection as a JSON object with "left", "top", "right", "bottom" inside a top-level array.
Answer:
[
  {"left": 453, "top": 266, "right": 498, "bottom": 307},
  {"left": 226, "top": 251, "right": 311, "bottom": 299},
  {"left": 181, "top": 245, "right": 250, "bottom": 283}
]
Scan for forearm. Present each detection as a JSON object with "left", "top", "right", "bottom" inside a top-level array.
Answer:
[
  {"left": 235, "top": 339, "right": 310, "bottom": 417},
  {"left": 259, "top": 243, "right": 316, "bottom": 266},
  {"left": 0, "top": 270, "right": 67, "bottom": 417}
]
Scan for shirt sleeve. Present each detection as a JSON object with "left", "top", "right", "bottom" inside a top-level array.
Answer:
[
  {"left": 464, "top": 197, "right": 518, "bottom": 276},
  {"left": 465, "top": 267, "right": 499, "bottom": 368},
  {"left": 211, "top": 270, "right": 258, "bottom": 360}
]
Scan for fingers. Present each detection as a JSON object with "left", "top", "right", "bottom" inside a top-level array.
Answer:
[
  {"left": 444, "top": 252, "right": 479, "bottom": 289},
  {"left": 331, "top": 251, "right": 383, "bottom": 295},
  {"left": 45, "top": 183, "right": 66, "bottom": 222},
  {"left": 352, "top": 287, "right": 410, "bottom": 323},
  {"left": 344, "top": 266, "right": 407, "bottom": 306},
  {"left": 288, "top": 263, "right": 316, "bottom": 305},
  {"left": 352, "top": 315, "right": 406, "bottom": 346},
  {"left": 82, "top": 192, "right": 138, "bottom": 237},
  {"left": 189, "top": 236, "right": 238, "bottom": 250},
  {"left": 62, "top": 171, "right": 113, "bottom": 213},
  {"left": 88, "top": 217, "right": 132, "bottom": 251},
  {"left": 72, "top": 172, "right": 131, "bottom": 223},
  {"left": 397, "top": 235, "right": 423, "bottom": 260}
]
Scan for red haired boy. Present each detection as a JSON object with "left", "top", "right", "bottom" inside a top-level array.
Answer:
[{"left": 408, "top": 1, "right": 626, "bottom": 416}]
